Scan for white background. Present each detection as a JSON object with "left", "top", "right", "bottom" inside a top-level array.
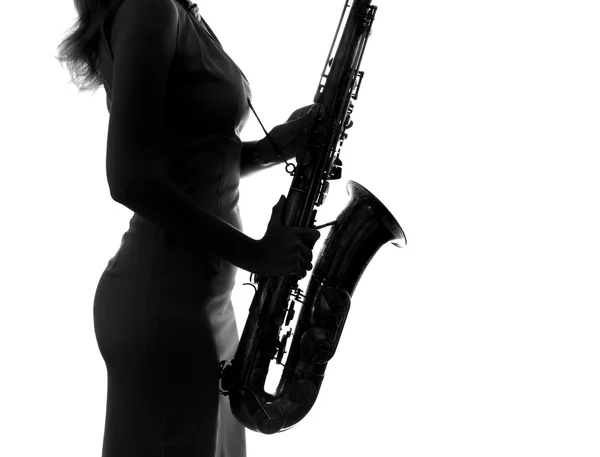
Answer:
[{"left": 1, "top": 0, "right": 599, "bottom": 456}]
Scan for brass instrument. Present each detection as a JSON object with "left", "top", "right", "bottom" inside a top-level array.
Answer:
[{"left": 218, "top": 0, "right": 406, "bottom": 434}]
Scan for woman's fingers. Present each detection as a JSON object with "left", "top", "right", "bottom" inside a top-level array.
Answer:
[
  {"left": 296, "top": 240, "right": 314, "bottom": 276},
  {"left": 295, "top": 227, "right": 320, "bottom": 242},
  {"left": 286, "top": 104, "right": 315, "bottom": 122},
  {"left": 299, "top": 243, "right": 312, "bottom": 263},
  {"left": 297, "top": 257, "right": 312, "bottom": 277}
]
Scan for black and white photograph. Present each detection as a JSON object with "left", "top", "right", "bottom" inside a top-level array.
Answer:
[{"left": 1, "top": 0, "right": 598, "bottom": 456}]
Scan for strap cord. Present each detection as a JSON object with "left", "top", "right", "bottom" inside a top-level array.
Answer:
[{"left": 247, "top": 97, "right": 296, "bottom": 175}]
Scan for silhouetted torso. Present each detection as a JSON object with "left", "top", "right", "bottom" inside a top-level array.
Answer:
[{"left": 93, "top": 1, "right": 248, "bottom": 456}]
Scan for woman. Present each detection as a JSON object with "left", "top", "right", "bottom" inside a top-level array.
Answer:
[{"left": 56, "top": 0, "right": 322, "bottom": 455}]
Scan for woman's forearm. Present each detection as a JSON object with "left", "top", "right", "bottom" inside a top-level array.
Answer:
[
  {"left": 240, "top": 139, "right": 285, "bottom": 179},
  {"left": 111, "top": 177, "right": 258, "bottom": 271}
]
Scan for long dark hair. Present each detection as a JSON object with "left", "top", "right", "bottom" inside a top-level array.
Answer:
[
  {"left": 55, "top": 0, "right": 125, "bottom": 93},
  {"left": 56, "top": 0, "right": 196, "bottom": 93}
]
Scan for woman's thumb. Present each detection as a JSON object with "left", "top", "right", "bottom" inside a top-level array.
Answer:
[
  {"left": 271, "top": 195, "right": 286, "bottom": 223},
  {"left": 307, "top": 103, "right": 324, "bottom": 120},
  {"left": 273, "top": 195, "right": 285, "bottom": 210}
]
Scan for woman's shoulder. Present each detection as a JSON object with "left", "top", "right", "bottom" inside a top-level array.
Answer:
[
  {"left": 108, "top": 0, "right": 180, "bottom": 61},
  {"left": 110, "top": 0, "right": 180, "bottom": 27}
]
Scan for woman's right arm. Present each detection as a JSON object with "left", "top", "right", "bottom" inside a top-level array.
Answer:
[{"left": 106, "top": 0, "right": 258, "bottom": 271}]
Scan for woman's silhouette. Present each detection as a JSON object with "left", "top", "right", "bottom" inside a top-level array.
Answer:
[{"left": 57, "top": 0, "right": 322, "bottom": 455}]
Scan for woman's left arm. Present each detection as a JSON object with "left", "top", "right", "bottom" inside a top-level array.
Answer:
[
  {"left": 240, "top": 139, "right": 286, "bottom": 179},
  {"left": 240, "top": 103, "right": 325, "bottom": 179}
]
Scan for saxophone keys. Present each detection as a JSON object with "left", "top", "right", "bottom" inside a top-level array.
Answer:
[
  {"left": 218, "top": 360, "right": 233, "bottom": 395},
  {"left": 328, "top": 157, "right": 343, "bottom": 180},
  {"left": 275, "top": 329, "right": 292, "bottom": 365},
  {"left": 285, "top": 301, "right": 296, "bottom": 326},
  {"left": 317, "top": 180, "right": 330, "bottom": 206},
  {"left": 296, "top": 149, "right": 312, "bottom": 166},
  {"left": 242, "top": 281, "right": 258, "bottom": 293}
]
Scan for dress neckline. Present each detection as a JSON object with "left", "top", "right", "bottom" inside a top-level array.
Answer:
[{"left": 177, "top": 0, "right": 222, "bottom": 46}]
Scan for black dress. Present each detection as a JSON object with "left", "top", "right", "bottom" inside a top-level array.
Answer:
[{"left": 93, "top": 1, "right": 249, "bottom": 455}]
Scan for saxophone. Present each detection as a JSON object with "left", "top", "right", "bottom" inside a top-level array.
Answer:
[{"left": 218, "top": 0, "right": 406, "bottom": 434}]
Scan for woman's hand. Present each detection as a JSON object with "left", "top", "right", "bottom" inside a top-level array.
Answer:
[
  {"left": 263, "top": 103, "right": 326, "bottom": 163},
  {"left": 250, "top": 195, "right": 321, "bottom": 278}
]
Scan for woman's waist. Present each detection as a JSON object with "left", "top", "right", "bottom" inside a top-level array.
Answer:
[{"left": 107, "top": 206, "right": 242, "bottom": 278}]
